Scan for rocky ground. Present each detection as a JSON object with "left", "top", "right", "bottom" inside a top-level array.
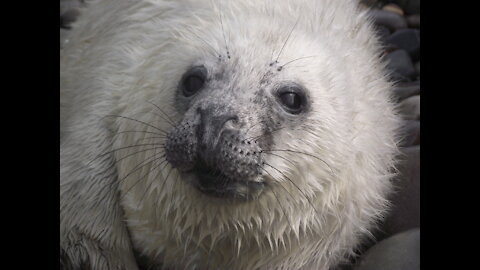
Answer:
[{"left": 61, "top": 0, "right": 420, "bottom": 269}]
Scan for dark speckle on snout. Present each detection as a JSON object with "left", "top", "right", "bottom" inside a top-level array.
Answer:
[{"left": 165, "top": 104, "right": 268, "bottom": 199}]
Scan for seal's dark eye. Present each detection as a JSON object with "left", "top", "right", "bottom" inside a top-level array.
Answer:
[
  {"left": 280, "top": 92, "right": 301, "bottom": 110},
  {"left": 277, "top": 85, "right": 306, "bottom": 114},
  {"left": 181, "top": 66, "right": 207, "bottom": 97},
  {"left": 183, "top": 76, "right": 204, "bottom": 96}
]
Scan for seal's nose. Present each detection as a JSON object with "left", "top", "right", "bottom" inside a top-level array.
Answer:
[{"left": 196, "top": 106, "right": 239, "bottom": 153}]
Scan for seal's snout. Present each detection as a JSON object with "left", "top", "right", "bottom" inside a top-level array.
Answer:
[
  {"left": 196, "top": 106, "right": 239, "bottom": 156},
  {"left": 166, "top": 106, "right": 265, "bottom": 199}
]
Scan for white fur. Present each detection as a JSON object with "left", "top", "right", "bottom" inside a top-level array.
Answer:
[{"left": 60, "top": 0, "right": 400, "bottom": 269}]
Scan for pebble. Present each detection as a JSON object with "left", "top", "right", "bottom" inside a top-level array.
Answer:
[
  {"left": 398, "top": 120, "right": 420, "bottom": 147},
  {"left": 398, "top": 95, "right": 420, "bottom": 120},
  {"left": 392, "top": 80, "right": 420, "bottom": 101},
  {"left": 360, "top": 0, "right": 380, "bottom": 8},
  {"left": 354, "top": 228, "right": 420, "bottom": 270},
  {"left": 60, "top": 0, "right": 83, "bottom": 16},
  {"left": 368, "top": 9, "right": 408, "bottom": 32},
  {"left": 406, "top": 14, "right": 420, "bottom": 28},
  {"left": 384, "top": 49, "right": 416, "bottom": 82},
  {"left": 377, "top": 145, "right": 420, "bottom": 240},
  {"left": 382, "top": 3, "right": 404, "bottom": 16},
  {"left": 392, "top": 0, "right": 420, "bottom": 15},
  {"left": 386, "top": 29, "right": 420, "bottom": 62},
  {"left": 61, "top": 9, "right": 80, "bottom": 29}
]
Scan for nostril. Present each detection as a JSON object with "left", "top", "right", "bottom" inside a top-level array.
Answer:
[{"left": 196, "top": 107, "right": 242, "bottom": 154}]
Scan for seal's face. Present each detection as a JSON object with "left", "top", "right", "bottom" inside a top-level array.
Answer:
[
  {"left": 105, "top": 2, "right": 401, "bottom": 269},
  {"left": 165, "top": 60, "right": 311, "bottom": 200}
]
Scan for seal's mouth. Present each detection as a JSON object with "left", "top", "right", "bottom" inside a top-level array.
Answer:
[{"left": 187, "top": 160, "right": 265, "bottom": 200}]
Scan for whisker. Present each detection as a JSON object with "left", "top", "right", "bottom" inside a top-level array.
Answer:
[
  {"left": 163, "top": 172, "right": 181, "bottom": 217},
  {"left": 86, "top": 168, "right": 119, "bottom": 201},
  {"left": 120, "top": 157, "right": 167, "bottom": 201},
  {"left": 294, "top": 127, "right": 322, "bottom": 139},
  {"left": 137, "top": 136, "right": 167, "bottom": 141},
  {"left": 275, "top": 16, "right": 300, "bottom": 63},
  {"left": 116, "top": 146, "right": 165, "bottom": 166},
  {"left": 118, "top": 154, "right": 166, "bottom": 186},
  {"left": 244, "top": 119, "right": 267, "bottom": 135},
  {"left": 262, "top": 161, "right": 324, "bottom": 230},
  {"left": 151, "top": 112, "right": 175, "bottom": 129},
  {"left": 87, "top": 143, "right": 164, "bottom": 167},
  {"left": 113, "top": 130, "right": 166, "bottom": 137},
  {"left": 153, "top": 164, "right": 177, "bottom": 229},
  {"left": 103, "top": 114, "right": 168, "bottom": 134},
  {"left": 263, "top": 162, "right": 319, "bottom": 216},
  {"left": 136, "top": 161, "right": 171, "bottom": 209},
  {"left": 259, "top": 167, "right": 293, "bottom": 230},
  {"left": 146, "top": 100, "right": 176, "bottom": 127},
  {"left": 157, "top": 165, "right": 174, "bottom": 196},
  {"left": 245, "top": 127, "right": 287, "bottom": 142},
  {"left": 184, "top": 27, "right": 221, "bottom": 57},
  {"left": 263, "top": 149, "right": 335, "bottom": 176},
  {"left": 218, "top": 1, "right": 230, "bottom": 59},
  {"left": 260, "top": 166, "right": 298, "bottom": 207},
  {"left": 261, "top": 151, "right": 297, "bottom": 168},
  {"left": 136, "top": 172, "right": 160, "bottom": 210},
  {"left": 277, "top": 55, "right": 317, "bottom": 71}
]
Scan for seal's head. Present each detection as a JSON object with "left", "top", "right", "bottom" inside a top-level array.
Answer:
[
  {"left": 165, "top": 63, "right": 313, "bottom": 200},
  {"left": 108, "top": 1, "right": 400, "bottom": 269}
]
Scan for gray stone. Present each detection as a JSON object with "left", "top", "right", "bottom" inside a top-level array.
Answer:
[
  {"left": 60, "top": 0, "right": 85, "bottom": 29},
  {"left": 398, "top": 95, "right": 420, "bottom": 120},
  {"left": 392, "top": 0, "right": 420, "bottom": 15},
  {"left": 368, "top": 9, "right": 408, "bottom": 32},
  {"left": 386, "top": 29, "right": 420, "bottom": 62},
  {"left": 60, "top": 0, "right": 83, "bottom": 16},
  {"left": 354, "top": 228, "right": 420, "bottom": 270},
  {"left": 360, "top": 0, "right": 380, "bottom": 8},
  {"left": 61, "top": 9, "right": 80, "bottom": 29},
  {"left": 414, "top": 61, "right": 420, "bottom": 75},
  {"left": 378, "top": 145, "right": 420, "bottom": 240},
  {"left": 406, "top": 14, "right": 420, "bottom": 28},
  {"left": 385, "top": 49, "right": 416, "bottom": 82},
  {"left": 398, "top": 120, "right": 420, "bottom": 147},
  {"left": 382, "top": 3, "right": 404, "bottom": 16},
  {"left": 392, "top": 81, "right": 420, "bottom": 101}
]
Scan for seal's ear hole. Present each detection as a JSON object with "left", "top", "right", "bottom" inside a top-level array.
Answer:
[
  {"left": 276, "top": 84, "right": 307, "bottom": 114},
  {"left": 181, "top": 66, "right": 207, "bottom": 97}
]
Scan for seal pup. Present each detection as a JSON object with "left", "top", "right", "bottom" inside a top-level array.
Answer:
[{"left": 60, "top": 0, "right": 400, "bottom": 269}]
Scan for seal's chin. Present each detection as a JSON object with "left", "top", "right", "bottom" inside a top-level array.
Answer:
[{"left": 186, "top": 162, "right": 265, "bottom": 201}]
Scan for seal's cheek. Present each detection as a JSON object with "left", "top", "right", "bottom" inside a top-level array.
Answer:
[{"left": 164, "top": 120, "right": 198, "bottom": 172}]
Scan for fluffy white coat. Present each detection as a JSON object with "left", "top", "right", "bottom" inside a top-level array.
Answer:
[{"left": 60, "top": 0, "right": 400, "bottom": 269}]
